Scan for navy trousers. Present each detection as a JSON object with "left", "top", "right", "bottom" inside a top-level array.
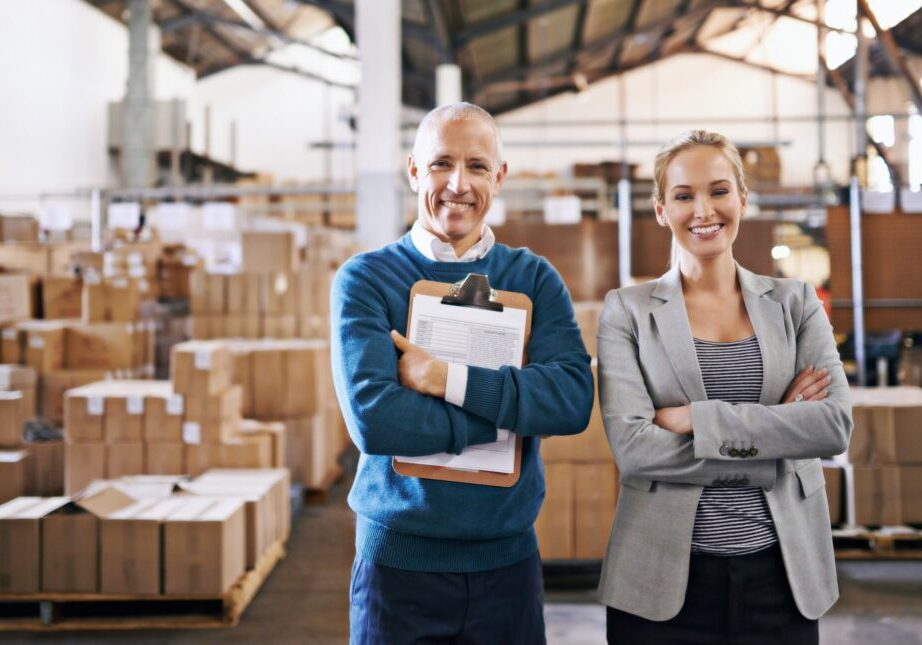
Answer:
[
  {"left": 349, "top": 552, "right": 546, "bottom": 645},
  {"left": 606, "top": 544, "right": 818, "bottom": 645}
]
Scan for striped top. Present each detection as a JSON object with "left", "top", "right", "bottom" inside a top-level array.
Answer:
[{"left": 691, "top": 335, "right": 778, "bottom": 556}]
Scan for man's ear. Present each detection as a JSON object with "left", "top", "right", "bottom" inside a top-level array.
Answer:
[
  {"left": 407, "top": 154, "right": 419, "bottom": 193},
  {"left": 493, "top": 161, "right": 508, "bottom": 193}
]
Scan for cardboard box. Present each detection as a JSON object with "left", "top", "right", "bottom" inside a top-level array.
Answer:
[
  {"left": 171, "top": 341, "right": 232, "bottom": 398},
  {"left": 534, "top": 462, "right": 574, "bottom": 560},
  {"left": 572, "top": 301, "right": 603, "bottom": 357},
  {"left": 194, "top": 468, "right": 290, "bottom": 544},
  {"left": 99, "top": 497, "right": 186, "bottom": 594},
  {"left": 0, "top": 391, "right": 25, "bottom": 446},
  {"left": 285, "top": 414, "right": 341, "bottom": 489},
  {"left": 250, "top": 346, "right": 285, "bottom": 418},
  {"left": 542, "top": 362, "right": 609, "bottom": 463},
  {"left": 850, "top": 405, "right": 922, "bottom": 465},
  {"left": 104, "top": 394, "right": 145, "bottom": 443},
  {"left": 21, "top": 440, "right": 65, "bottom": 496},
  {"left": 0, "top": 450, "right": 29, "bottom": 503},
  {"left": 262, "top": 314, "right": 297, "bottom": 339},
  {"left": 185, "top": 385, "right": 243, "bottom": 425},
  {"left": 0, "top": 216, "right": 39, "bottom": 242},
  {"left": 64, "top": 385, "right": 107, "bottom": 441},
  {"left": 205, "top": 274, "right": 227, "bottom": 316},
  {"left": 0, "top": 245, "right": 47, "bottom": 275},
  {"left": 574, "top": 463, "right": 619, "bottom": 559},
  {"left": 40, "top": 369, "right": 107, "bottom": 424},
  {"left": 220, "top": 434, "right": 273, "bottom": 469},
  {"left": 82, "top": 276, "right": 140, "bottom": 323},
  {"left": 163, "top": 498, "right": 246, "bottom": 595},
  {"left": 144, "top": 385, "right": 184, "bottom": 444},
  {"left": 1, "top": 323, "right": 25, "bottom": 363},
  {"left": 0, "top": 496, "right": 71, "bottom": 592},
  {"left": 145, "top": 443, "right": 185, "bottom": 475},
  {"left": 23, "top": 321, "right": 67, "bottom": 372},
  {"left": 185, "top": 443, "right": 224, "bottom": 476},
  {"left": 181, "top": 418, "right": 239, "bottom": 445},
  {"left": 242, "top": 231, "right": 298, "bottom": 273},
  {"left": 823, "top": 463, "right": 844, "bottom": 525},
  {"left": 264, "top": 272, "right": 297, "bottom": 315},
  {"left": 41, "top": 485, "right": 137, "bottom": 592},
  {"left": 0, "top": 274, "right": 33, "bottom": 323},
  {"left": 65, "top": 323, "right": 135, "bottom": 371},
  {"left": 64, "top": 442, "right": 106, "bottom": 496},
  {"left": 225, "top": 315, "right": 261, "bottom": 339},
  {"left": 107, "top": 443, "right": 145, "bottom": 479},
  {"left": 226, "top": 273, "right": 261, "bottom": 314},
  {"left": 239, "top": 420, "right": 286, "bottom": 469},
  {"left": 42, "top": 275, "right": 82, "bottom": 319},
  {"left": 853, "top": 465, "right": 922, "bottom": 525}
]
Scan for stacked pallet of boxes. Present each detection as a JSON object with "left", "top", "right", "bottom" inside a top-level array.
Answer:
[
  {"left": 229, "top": 338, "right": 347, "bottom": 491},
  {"left": 189, "top": 231, "right": 334, "bottom": 340},
  {"left": 846, "top": 387, "right": 922, "bottom": 526},
  {"left": 0, "top": 365, "right": 31, "bottom": 503},
  {"left": 0, "top": 468, "right": 288, "bottom": 600},
  {"left": 535, "top": 301, "right": 620, "bottom": 560}
]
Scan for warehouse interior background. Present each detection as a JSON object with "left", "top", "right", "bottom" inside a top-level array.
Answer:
[{"left": 1, "top": 0, "right": 922, "bottom": 642}]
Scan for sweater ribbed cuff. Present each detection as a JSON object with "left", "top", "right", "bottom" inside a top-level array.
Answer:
[{"left": 462, "top": 366, "right": 506, "bottom": 424}]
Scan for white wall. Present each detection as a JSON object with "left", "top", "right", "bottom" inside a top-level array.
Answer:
[
  {"left": 497, "top": 53, "right": 860, "bottom": 187},
  {"left": 0, "top": 0, "right": 194, "bottom": 214}
]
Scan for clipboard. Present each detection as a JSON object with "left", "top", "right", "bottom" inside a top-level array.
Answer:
[{"left": 392, "top": 274, "right": 533, "bottom": 488}]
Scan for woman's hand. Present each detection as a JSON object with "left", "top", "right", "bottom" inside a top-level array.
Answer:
[
  {"left": 782, "top": 366, "right": 830, "bottom": 404},
  {"left": 391, "top": 330, "right": 448, "bottom": 398},
  {"left": 654, "top": 405, "right": 693, "bottom": 435}
]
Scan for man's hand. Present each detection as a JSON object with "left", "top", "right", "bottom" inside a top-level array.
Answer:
[
  {"left": 654, "top": 405, "right": 693, "bottom": 435},
  {"left": 391, "top": 330, "right": 448, "bottom": 399}
]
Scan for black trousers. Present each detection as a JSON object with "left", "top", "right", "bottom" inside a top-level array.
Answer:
[
  {"left": 349, "top": 552, "right": 546, "bottom": 645},
  {"left": 607, "top": 544, "right": 818, "bottom": 645}
]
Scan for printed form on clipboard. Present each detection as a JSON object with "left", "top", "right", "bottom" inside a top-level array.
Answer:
[{"left": 394, "top": 293, "right": 527, "bottom": 474}]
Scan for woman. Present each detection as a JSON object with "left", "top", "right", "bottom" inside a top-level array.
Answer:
[{"left": 597, "top": 130, "right": 852, "bottom": 644}]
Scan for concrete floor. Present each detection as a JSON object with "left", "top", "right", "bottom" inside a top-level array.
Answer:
[{"left": 4, "top": 457, "right": 922, "bottom": 644}]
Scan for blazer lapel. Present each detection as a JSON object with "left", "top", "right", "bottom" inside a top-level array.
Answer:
[
  {"left": 737, "top": 265, "right": 788, "bottom": 405},
  {"left": 650, "top": 267, "right": 707, "bottom": 403}
]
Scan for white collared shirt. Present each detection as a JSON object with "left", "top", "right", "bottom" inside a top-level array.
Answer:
[{"left": 408, "top": 220, "right": 496, "bottom": 408}]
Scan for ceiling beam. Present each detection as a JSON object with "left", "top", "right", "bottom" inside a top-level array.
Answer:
[
  {"left": 857, "top": 0, "right": 922, "bottom": 113},
  {"left": 568, "top": 0, "right": 590, "bottom": 75},
  {"left": 734, "top": 0, "right": 855, "bottom": 35},
  {"left": 423, "top": 0, "right": 454, "bottom": 63},
  {"left": 692, "top": 45, "right": 813, "bottom": 80},
  {"left": 453, "top": 0, "right": 588, "bottom": 48}
]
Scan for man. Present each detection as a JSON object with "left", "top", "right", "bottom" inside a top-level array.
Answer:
[{"left": 330, "top": 102, "right": 593, "bottom": 644}]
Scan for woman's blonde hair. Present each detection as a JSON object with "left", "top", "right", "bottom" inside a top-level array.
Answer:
[
  {"left": 652, "top": 129, "right": 748, "bottom": 205},
  {"left": 652, "top": 130, "right": 748, "bottom": 269}
]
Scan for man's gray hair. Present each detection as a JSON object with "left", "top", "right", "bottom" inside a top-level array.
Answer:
[{"left": 412, "top": 102, "right": 504, "bottom": 164}]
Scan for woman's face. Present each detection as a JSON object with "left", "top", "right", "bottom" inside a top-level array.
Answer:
[{"left": 655, "top": 145, "right": 746, "bottom": 262}]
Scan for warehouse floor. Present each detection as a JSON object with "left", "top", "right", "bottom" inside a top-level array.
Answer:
[{"left": 5, "top": 452, "right": 922, "bottom": 644}]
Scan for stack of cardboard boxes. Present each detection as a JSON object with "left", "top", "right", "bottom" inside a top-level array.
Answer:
[
  {"left": 0, "top": 468, "right": 288, "bottom": 596},
  {"left": 847, "top": 386, "right": 922, "bottom": 526},
  {"left": 0, "top": 380, "right": 30, "bottom": 503},
  {"left": 63, "top": 341, "right": 288, "bottom": 495},
  {"left": 229, "top": 339, "right": 347, "bottom": 490}
]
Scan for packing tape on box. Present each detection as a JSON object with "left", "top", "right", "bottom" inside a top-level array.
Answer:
[
  {"left": 194, "top": 351, "right": 212, "bottom": 370},
  {"left": 127, "top": 395, "right": 144, "bottom": 415},
  {"left": 167, "top": 394, "right": 184, "bottom": 416},
  {"left": 86, "top": 396, "right": 104, "bottom": 416},
  {"left": 182, "top": 422, "right": 201, "bottom": 444}
]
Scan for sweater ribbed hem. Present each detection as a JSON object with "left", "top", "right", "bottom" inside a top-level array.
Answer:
[
  {"left": 356, "top": 515, "right": 538, "bottom": 573},
  {"left": 463, "top": 365, "right": 506, "bottom": 424}
]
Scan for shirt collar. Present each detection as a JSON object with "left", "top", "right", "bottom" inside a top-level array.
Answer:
[{"left": 410, "top": 221, "right": 495, "bottom": 262}]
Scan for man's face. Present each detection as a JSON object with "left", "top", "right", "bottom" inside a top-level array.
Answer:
[{"left": 408, "top": 117, "right": 507, "bottom": 246}]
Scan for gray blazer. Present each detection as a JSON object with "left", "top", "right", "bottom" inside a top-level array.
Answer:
[{"left": 596, "top": 264, "right": 852, "bottom": 622}]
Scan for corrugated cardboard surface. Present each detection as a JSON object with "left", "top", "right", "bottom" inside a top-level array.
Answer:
[
  {"left": 0, "top": 274, "right": 32, "bottom": 323},
  {"left": 850, "top": 405, "right": 922, "bottom": 465},
  {"left": 0, "top": 497, "right": 70, "bottom": 592},
  {"left": 0, "top": 450, "right": 29, "bottom": 504},
  {"left": 534, "top": 463, "right": 574, "bottom": 560}
]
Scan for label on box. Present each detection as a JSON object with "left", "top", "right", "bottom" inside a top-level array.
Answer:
[
  {"left": 182, "top": 421, "right": 202, "bottom": 444},
  {"left": 127, "top": 395, "right": 144, "bottom": 415},
  {"left": 167, "top": 394, "right": 184, "bottom": 415},
  {"left": 126, "top": 324, "right": 135, "bottom": 335},
  {"left": 28, "top": 336, "right": 45, "bottom": 349},
  {"left": 85, "top": 272, "right": 102, "bottom": 285},
  {"left": 194, "top": 350, "right": 212, "bottom": 370},
  {"left": 86, "top": 396, "right": 104, "bottom": 416},
  {"left": 2, "top": 329, "right": 16, "bottom": 340},
  {"left": 112, "top": 277, "right": 129, "bottom": 289}
]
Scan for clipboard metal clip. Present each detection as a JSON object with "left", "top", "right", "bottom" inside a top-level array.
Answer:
[{"left": 441, "top": 273, "right": 504, "bottom": 312}]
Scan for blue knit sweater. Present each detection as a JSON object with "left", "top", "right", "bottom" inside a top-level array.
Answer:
[{"left": 330, "top": 233, "right": 593, "bottom": 572}]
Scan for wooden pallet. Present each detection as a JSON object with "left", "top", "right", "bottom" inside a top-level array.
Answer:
[
  {"left": 0, "top": 539, "right": 286, "bottom": 631},
  {"left": 833, "top": 526, "right": 922, "bottom": 560}
]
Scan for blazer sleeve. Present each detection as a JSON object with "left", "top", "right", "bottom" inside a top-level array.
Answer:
[
  {"left": 691, "top": 282, "right": 853, "bottom": 461},
  {"left": 598, "top": 289, "right": 777, "bottom": 488}
]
